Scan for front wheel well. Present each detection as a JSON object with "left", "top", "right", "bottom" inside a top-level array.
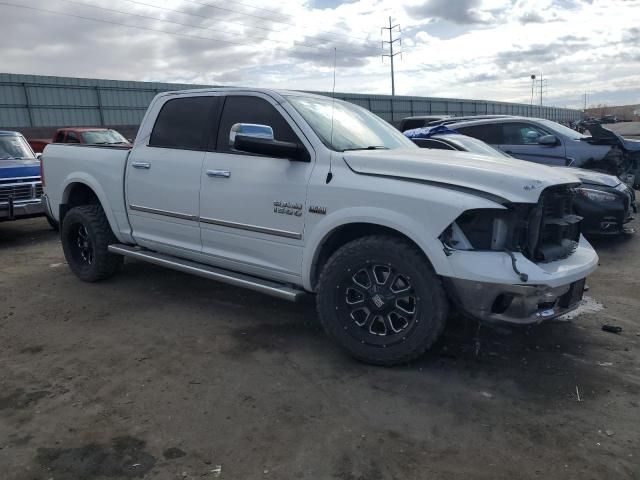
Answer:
[{"left": 310, "top": 223, "right": 427, "bottom": 290}]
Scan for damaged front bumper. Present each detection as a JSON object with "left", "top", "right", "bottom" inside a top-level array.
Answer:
[
  {"left": 445, "top": 277, "right": 586, "bottom": 324},
  {"left": 442, "top": 235, "right": 598, "bottom": 325}
]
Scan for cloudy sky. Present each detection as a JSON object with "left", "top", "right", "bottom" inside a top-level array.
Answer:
[{"left": 1, "top": 0, "right": 638, "bottom": 108}]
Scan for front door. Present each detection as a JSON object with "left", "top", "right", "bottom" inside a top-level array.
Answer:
[
  {"left": 499, "top": 122, "right": 567, "bottom": 166},
  {"left": 199, "top": 94, "right": 314, "bottom": 280},
  {"left": 126, "top": 95, "right": 219, "bottom": 253}
]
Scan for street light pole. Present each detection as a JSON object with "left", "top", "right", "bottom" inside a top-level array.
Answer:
[{"left": 530, "top": 74, "right": 536, "bottom": 115}]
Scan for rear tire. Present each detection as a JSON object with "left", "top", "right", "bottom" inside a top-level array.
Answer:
[
  {"left": 61, "top": 205, "right": 123, "bottom": 282},
  {"left": 316, "top": 235, "right": 448, "bottom": 366}
]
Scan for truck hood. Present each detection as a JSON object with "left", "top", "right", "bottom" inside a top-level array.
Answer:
[
  {"left": 0, "top": 158, "right": 40, "bottom": 179},
  {"left": 342, "top": 148, "right": 580, "bottom": 204}
]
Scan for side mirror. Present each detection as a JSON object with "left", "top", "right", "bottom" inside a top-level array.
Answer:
[
  {"left": 230, "top": 123, "right": 310, "bottom": 162},
  {"left": 538, "top": 134, "right": 558, "bottom": 146},
  {"left": 35, "top": 153, "right": 42, "bottom": 160}
]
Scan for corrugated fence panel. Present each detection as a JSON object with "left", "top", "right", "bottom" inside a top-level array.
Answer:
[
  {"left": 32, "top": 107, "right": 102, "bottom": 127},
  {"left": 102, "top": 108, "right": 147, "bottom": 125},
  {"left": 28, "top": 86, "right": 98, "bottom": 107},
  {"left": 0, "top": 73, "right": 583, "bottom": 129},
  {"left": 0, "top": 107, "right": 30, "bottom": 127},
  {"left": 0, "top": 84, "right": 27, "bottom": 105}
]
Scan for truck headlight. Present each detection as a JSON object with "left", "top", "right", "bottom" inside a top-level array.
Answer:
[
  {"left": 577, "top": 187, "right": 617, "bottom": 202},
  {"left": 440, "top": 208, "right": 526, "bottom": 251}
]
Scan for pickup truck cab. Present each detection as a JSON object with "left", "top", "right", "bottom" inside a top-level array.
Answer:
[
  {"left": 29, "top": 128, "right": 131, "bottom": 153},
  {"left": 0, "top": 131, "right": 46, "bottom": 222},
  {"left": 42, "top": 88, "right": 599, "bottom": 365}
]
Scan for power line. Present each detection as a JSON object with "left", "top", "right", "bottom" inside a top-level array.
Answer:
[
  {"left": 55, "top": 0, "right": 378, "bottom": 55},
  {"left": 113, "top": 0, "right": 375, "bottom": 51},
  {"left": 0, "top": 1, "right": 378, "bottom": 59}
]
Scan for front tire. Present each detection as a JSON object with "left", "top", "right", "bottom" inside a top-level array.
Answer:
[
  {"left": 316, "top": 235, "right": 448, "bottom": 366},
  {"left": 61, "top": 205, "right": 123, "bottom": 282}
]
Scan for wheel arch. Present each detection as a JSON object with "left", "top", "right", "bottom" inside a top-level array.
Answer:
[
  {"left": 60, "top": 177, "right": 120, "bottom": 241},
  {"left": 304, "top": 215, "right": 450, "bottom": 292}
]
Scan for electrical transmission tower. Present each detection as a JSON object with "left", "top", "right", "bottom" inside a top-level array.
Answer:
[
  {"left": 538, "top": 75, "right": 549, "bottom": 106},
  {"left": 382, "top": 16, "right": 401, "bottom": 96}
]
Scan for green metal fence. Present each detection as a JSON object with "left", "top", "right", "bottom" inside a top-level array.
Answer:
[{"left": 0, "top": 73, "right": 582, "bottom": 130}]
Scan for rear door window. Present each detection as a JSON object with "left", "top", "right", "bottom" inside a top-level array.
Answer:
[
  {"left": 150, "top": 96, "right": 220, "bottom": 150},
  {"left": 65, "top": 132, "right": 80, "bottom": 143},
  {"left": 455, "top": 124, "right": 502, "bottom": 144}
]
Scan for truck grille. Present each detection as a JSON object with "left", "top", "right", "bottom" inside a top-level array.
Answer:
[
  {"left": 0, "top": 180, "right": 43, "bottom": 203},
  {"left": 527, "top": 185, "right": 581, "bottom": 263}
]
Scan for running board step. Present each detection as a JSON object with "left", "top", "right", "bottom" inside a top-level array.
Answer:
[{"left": 108, "top": 244, "right": 306, "bottom": 302}]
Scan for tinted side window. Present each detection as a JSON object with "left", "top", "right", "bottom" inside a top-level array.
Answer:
[
  {"left": 66, "top": 132, "right": 80, "bottom": 143},
  {"left": 150, "top": 97, "right": 217, "bottom": 150},
  {"left": 502, "top": 122, "right": 549, "bottom": 145},
  {"left": 456, "top": 124, "right": 502, "bottom": 144},
  {"left": 216, "top": 96, "right": 299, "bottom": 152},
  {"left": 400, "top": 119, "right": 426, "bottom": 131},
  {"left": 55, "top": 131, "right": 65, "bottom": 142},
  {"left": 413, "top": 139, "right": 456, "bottom": 150}
]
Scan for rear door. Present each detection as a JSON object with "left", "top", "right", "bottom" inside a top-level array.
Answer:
[
  {"left": 498, "top": 121, "right": 567, "bottom": 166},
  {"left": 126, "top": 95, "right": 219, "bottom": 253}
]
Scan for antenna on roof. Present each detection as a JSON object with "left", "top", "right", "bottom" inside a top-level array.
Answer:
[{"left": 326, "top": 48, "right": 337, "bottom": 184}]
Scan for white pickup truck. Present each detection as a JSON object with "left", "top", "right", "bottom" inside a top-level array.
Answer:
[{"left": 42, "top": 88, "right": 598, "bottom": 365}]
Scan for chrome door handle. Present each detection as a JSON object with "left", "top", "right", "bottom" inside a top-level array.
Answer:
[
  {"left": 131, "top": 161, "right": 151, "bottom": 169},
  {"left": 207, "top": 169, "right": 231, "bottom": 178}
]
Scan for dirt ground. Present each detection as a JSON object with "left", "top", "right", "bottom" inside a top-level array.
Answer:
[{"left": 1, "top": 217, "right": 639, "bottom": 480}]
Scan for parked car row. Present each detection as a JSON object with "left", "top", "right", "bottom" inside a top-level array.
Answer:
[
  {"left": 38, "top": 88, "right": 599, "bottom": 366},
  {"left": 4, "top": 98, "right": 634, "bottom": 365},
  {"left": 1, "top": 127, "right": 129, "bottom": 227},
  {"left": 399, "top": 115, "right": 640, "bottom": 187},
  {"left": 402, "top": 125, "right": 636, "bottom": 237}
]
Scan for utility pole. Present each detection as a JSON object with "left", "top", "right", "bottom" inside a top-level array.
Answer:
[
  {"left": 539, "top": 73, "right": 543, "bottom": 106},
  {"left": 382, "top": 16, "right": 401, "bottom": 96},
  {"left": 538, "top": 74, "right": 548, "bottom": 106}
]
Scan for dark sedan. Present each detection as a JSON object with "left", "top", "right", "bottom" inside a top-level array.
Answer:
[{"left": 404, "top": 126, "right": 636, "bottom": 236}]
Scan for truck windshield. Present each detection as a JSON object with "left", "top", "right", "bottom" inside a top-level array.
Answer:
[
  {"left": 287, "top": 95, "right": 416, "bottom": 152},
  {"left": 0, "top": 135, "right": 35, "bottom": 160},
  {"left": 81, "top": 130, "right": 128, "bottom": 145}
]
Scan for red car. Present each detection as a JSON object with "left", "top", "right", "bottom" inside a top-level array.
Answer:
[{"left": 29, "top": 128, "right": 131, "bottom": 153}]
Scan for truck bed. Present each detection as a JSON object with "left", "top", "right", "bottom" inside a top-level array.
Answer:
[{"left": 42, "top": 144, "right": 132, "bottom": 242}]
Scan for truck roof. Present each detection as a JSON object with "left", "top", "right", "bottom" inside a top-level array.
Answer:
[
  {"left": 159, "top": 87, "right": 327, "bottom": 100},
  {"left": 56, "top": 127, "right": 112, "bottom": 132}
]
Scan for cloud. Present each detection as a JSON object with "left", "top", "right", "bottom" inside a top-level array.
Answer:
[
  {"left": 405, "top": 0, "right": 494, "bottom": 25},
  {"left": 0, "top": 0, "right": 638, "bottom": 110},
  {"left": 518, "top": 11, "right": 546, "bottom": 24}
]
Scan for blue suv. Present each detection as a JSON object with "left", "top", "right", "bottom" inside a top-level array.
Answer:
[{"left": 422, "top": 116, "right": 640, "bottom": 187}]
